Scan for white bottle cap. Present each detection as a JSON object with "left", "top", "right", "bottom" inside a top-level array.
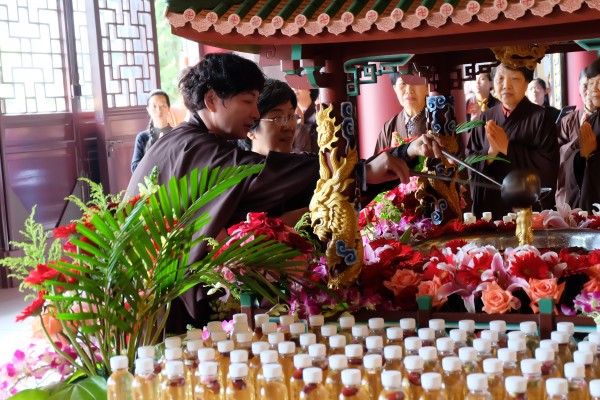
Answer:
[
  {"left": 262, "top": 322, "right": 277, "bottom": 335},
  {"left": 384, "top": 345, "right": 402, "bottom": 360},
  {"left": 369, "top": 318, "right": 385, "bottom": 330},
  {"left": 449, "top": 329, "right": 467, "bottom": 343},
  {"left": 345, "top": 344, "right": 363, "bottom": 358},
  {"left": 251, "top": 341, "right": 269, "bottom": 356},
  {"left": 309, "top": 315, "right": 324, "bottom": 327},
  {"left": 497, "top": 348, "right": 516, "bottom": 363},
  {"left": 551, "top": 331, "right": 569, "bottom": 344},
  {"left": 507, "top": 331, "right": 526, "bottom": 341},
  {"left": 505, "top": 376, "right": 527, "bottom": 393},
  {"left": 199, "top": 361, "right": 218, "bottom": 377},
  {"left": 421, "top": 372, "right": 442, "bottom": 390},
  {"left": 228, "top": 363, "right": 248, "bottom": 378},
  {"left": 211, "top": 331, "right": 227, "bottom": 343},
  {"left": 574, "top": 350, "right": 593, "bottom": 365},
  {"left": 459, "top": 320, "right": 475, "bottom": 332},
  {"left": 363, "top": 354, "right": 383, "bottom": 369},
  {"left": 520, "top": 359, "right": 541, "bottom": 374},
  {"left": 330, "top": 335, "right": 347, "bottom": 348},
  {"left": 187, "top": 329, "right": 203, "bottom": 341},
  {"left": 268, "top": 332, "right": 284, "bottom": 345},
  {"left": 339, "top": 316, "right": 355, "bottom": 329},
  {"left": 483, "top": 358, "right": 503, "bottom": 373},
  {"left": 418, "top": 328, "right": 435, "bottom": 341},
  {"left": 436, "top": 337, "right": 455, "bottom": 352},
  {"left": 520, "top": 321, "right": 537, "bottom": 334},
  {"left": 467, "top": 373, "right": 488, "bottom": 391},
  {"left": 442, "top": 356, "right": 461, "bottom": 372},
  {"left": 303, "top": 367, "right": 323, "bottom": 383},
  {"left": 233, "top": 313, "right": 248, "bottom": 324},
  {"left": 290, "top": 323, "right": 306, "bottom": 335},
  {"left": 186, "top": 339, "right": 204, "bottom": 353},
  {"left": 236, "top": 332, "right": 253, "bottom": 344},
  {"left": 387, "top": 327, "right": 403, "bottom": 340},
  {"left": 135, "top": 357, "right": 153, "bottom": 374},
  {"left": 418, "top": 346, "right": 438, "bottom": 361},
  {"left": 352, "top": 325, "right": 369, "bottom": 337},
  {"left": 165, "top": 347, "right": 182, "bottom": 360},
  {"left": 198, "top": 348, "right": 216, "bottom": 362},
  {"left": 217, "top": 340, "right": 234, "bottom": 353},
  {"left": 329, "top": 354, "right": 348, "bottom": 370},
  {"left": 280, "top": 315, "right": 294, "bottom": 326},
  {"left": 473, "top": 338, "right": 491, "bottom": 353},
  {"left": 254, "top": 313, "right": 269, "bottom": 327},
  {"left": 341, "top": 368, "right": 362, "bottom": 386},
  {"left": 263, "top": 363, "right": 283, "bottom": 379},
  {"left": 578, "top": 341, "right": 597, "bottom": 354},
  {"left": 260, "top": 349, "right": 278, "bottom": 364},
  {"left": 590, "top": 379, "right": 600, "bottom": 397},
  {"left": 207, "top": 321, "right": 223, "bottom": 332},
  {"left": 480, "top": 330, "right": 498, "bottom": 343},
  {"left": 233, "top": 322, "right": 249, "bottom": 334},
  {"left": 546, "top": 378, "right": 568, "bottom": 396},
  {"left": 381, "top": 370, "right": 402, "bottom": 388},
  {"left": 507, "top": 338, "right": 526, "bottom": 352},
  {"left": 300, "top": 333, "right": 317, "bottom": 347},
  {"left": 404, "top": 337, "right": 422, "bottom": 351},
  {"left": 489, "top": 320, "right": 507, "bottom": 333},
  {"left": 458, "top": 347, "right": 476, "bottom": 362},
  {"left": 308, "top": 343, "right": 327, "bottom": 358},
  {"left": 539, "top": 339, "right": 559, "bottom": 352},
  {"left": 293, "top": 353, "right": 313, "bottom": 369},
  {"left": 400, "top": 318, "right": 416, "bottom": 330},
  {"left": 564, "top": 362, "right": 585, "bottom": 379},
  {"left": 429, "top": 319, "right": 445, "bottom": 331},
  {"left": 556, "top": 322, "right": 574, "bottom": 334},
  {"left": 137, "top": 346, "right": 155, "bottom": 359},
  {"left": 589, "top": 332, "right": 600, "bottom": 345},
  {"left": 165, "top": 361, "right": 184, "bottom": 378},
  {"left": 278, "top": 341, "right": 296, "bottom": 355},
  {"left": 230, "top": 349, "right": 248, "bottom": 363},
  {"left": 366, "top": 336, "right": 383, "bottom": 350},
  {"left": 164, "top": 336, "right": 182, "bottom": 349},
  {"left": 321, "top": 325, "right": 338, "bottom": 337},
  {"left": 403, "top": 355, "right": 424, "bottom": 370},
  {"left": 535, "top": 348, "right": 554, "bottom": 362}
]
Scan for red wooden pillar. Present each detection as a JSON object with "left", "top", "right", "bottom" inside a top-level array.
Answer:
[{"left": 566, "top": 50, "right": 598, "bottom": 108}]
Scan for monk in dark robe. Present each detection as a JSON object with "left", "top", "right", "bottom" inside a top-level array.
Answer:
[
  {"left": 373, "top": 71, "right": 428, "bottom": 155},
  {"left": 466, "top": 63, "right": 559, "bottom": 219},
  {"left": 126, "top": 53, "right": 445, "bottom": 333},
  {"left": 564, "top": 58, "right": 600, "bottom": 212}
]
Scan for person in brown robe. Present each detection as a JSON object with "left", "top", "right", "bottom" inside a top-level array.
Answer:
[
  {"left": 126, "top": 53, "right": 445, "bottom": 333},
  {"left": 291, "top": 88, "right": 319, "bottom": 153},
  {"left": 373, "top": 71, "right": 428, "bottom": 155},
  {"left": 563, "top": 58, "right": 600, "bottom": 212},
  {"left": 466, "top": 63, "right": 559, "bottom": 219}
]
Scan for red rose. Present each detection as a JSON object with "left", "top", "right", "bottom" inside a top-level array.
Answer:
[{"left": 589, "top": 250, "right": 600, "bottom": 266}]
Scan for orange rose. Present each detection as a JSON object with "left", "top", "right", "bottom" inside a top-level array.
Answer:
[
  {"left": 526, "top": 278, "right": 565, "bottom": 313},
  {"left": 384, "top": 269, "right": 422, "bottom": 297},
  {"left": 587, "top": 265, "right": 600, "bottom": 280},
  {"left": 418, "top": 276, "right": 447, "bottom": 308},
  {"left": 481, "top": 281, "right": 514, "bottom": 314},
  {"left": 583, "top": 278, "right": 600, "bottom": 293}
]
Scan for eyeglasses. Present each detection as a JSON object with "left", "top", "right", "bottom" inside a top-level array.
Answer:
[{"left": 259, "top": 114, "right": 302, "bottom": 127}]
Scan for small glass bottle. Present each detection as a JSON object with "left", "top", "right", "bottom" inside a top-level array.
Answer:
[
  {"left": 253, "top": 314, "right": 270, "bottom": 342},
  {"left": 236, "top": 332, "right": 254, "bottom": 353},
  {"left": 404, "top": 337, "right": 422, "bottom": 357},
  {"left": 579, "top": 341, "right": 600, "bottom": 378},
  {"left": 161, "top": 348, "right": 183, "bottom": 387},
  {"left": 279, "top": 315, "right": 295, "bottom": 340},
  {"left": 535, "top": 347, "right": 559, "bottom": 379},
  {"left": 291, "top": 354, "right": 313, "bottom": 400},
  {"left": 217, "top": 340, "right": 234, "bottom": 385},
  {"left": 504, "top": 375, "right": 527, "bottom": 400},
  {"left": 299, "top": 367, "right": 328, "bottom": 400},
  {"left": 366, "top": 336, "right": 384, "bottom": 357},
  {"left": 321, "top": 325, "right": 338, "bottom": 349},
  {"left": 521, "top": 359, "right": 544, "bottom": 400},
  {"left": 329, "top": 335, "right": 347, "bottom": 356},
  {"left": 225, "top": 363, "right": 254, "bottom": 400},
  {"left": 520, "top": 321, "right": 540, "bottom": 358},
  {"left": 458, "top": 320, "right": 476, "bottom": 347},
  {"left": 449, "top": 329, "right": 467, "bottom": 352},
  {"left": 417, "top": 329, "right": 435, "bottom": 348},
  {"left": 339, "top": 316, "right": 356, "bottom": 343},
  {"left": 539, "top": 339, "right": 561, "bottom": 372},
  {"left": 586, "top": 333, "right": 600, "bottom": 378},
  {"left": 162, "top": 361, "right": 186, "bottom": 400},
  {"left": 249, "top": 342, "right": 268, "bottom": 391},
  {"left": 198, "top": 347, "right": 217, "bottom": 364},
  {"left": 326, "top": 354, "right": 348, "bottom": 400},
  {"left": 387, "top": 328, "right": 404, "bottom": 355},
  {"left": 195, "top": 361, "right": 223, "bottom": 400},
  {"left": 188, "top": 328, "right": 204, "bottom": 342},
  {"left": 551, "top": 331, "right": 573, "bottom": 367},
  {"left": 419, "top": 372, "right": 446, "bottom": 400},
  {"left": 308, "top": 343, "right": 329, "bottom": 381},
  {"left": 428, "top": 319, "right": 448, "bottom": 339},
  {"left": 458, "top": 347, "right": 481, "bottom": 376},
  {"left": 378, "top": 370, "right": 405, "bottom": 400},
  {"left": 369, "top": 318, "right": 387, "bottom": 343},
  {"left": 204, "top": 322, "right": 223, "bottom": 349},
  {"left": 383, "top": 346, "right": 403, "bottom": 374},
  {"left": 309, "top": 315, "right": 325, "bottom": 344},
  {"left": 497, "top": 348, "right": 519, "bottom": 377},
  {"left": 472, "top": 339, "right": 493, "bottom": 367},
  {"left": 345, "top": 344, "right": 365, "bottom": 376},
  {"left": 465, "top": 373, "right": 491, "bottom": 400},
  {"left": 278, "top": 341, "right": 296, "bottom": 390},
  {"left": 139, "top": 346, "right": 161, "bottom": 375},
  {"left": 479, "top": 330, "right": 499, "bottom": 357},
  {"left": 290, "top": 323, "right": 306, "bottom": 349},
  {"left": 133, "top": 357, "right": 158, "bottom": 400},
  {"left": 590, "top": 379, "right": 600, "bottom": 400},
  {"left": 507, "top": 338, "right": 529, "bottom": 367},
  {"left": 564, "top": 362, "right": 590, "bottom": 400},
  {"left": 300, "top": 333, "right": 317, "bottom": 354},
  {"left": 556, "top": 322, "right": 578, "bottom": 354},
  {"left": 418, "top": 347, "right": 440, "bottom": 374},
  {"left": 352, "top": 325, "right": 369, "bottom": 351},
  {"left": 211, "top": 332, "right": 228, "bottom": 352},
  {"left": 255, "top": 349, "right": 278, "bottom": 399},
  {"left": 574, "top": 350, "right": 596, "bottom": 381},
  {"left": 400, "top": 319, "right": 417, "bottom": 339},
  {"left": 260, "top": 363, "right": 288, "bottom": 400},
  {"left": 488, "top": 320, "right": 508, "bottom": 348},
  {"left": 165, "top": 336, "right": 183, "bottom": 351},
  {"left": 482, "top": 358, "right": 504, "bottom": 399},
  {"left": 268, "top": 332, "right": 285, "bottom": 351},
  {"left": 362, "top": 354, "right": 383, "bottom": 399},
  {"left": 260, "top": 322, "right": 277, "bottom": 343},
  {"left": 230, "top": 349, "right": 249, "bottom": 365},
  {"left": 402, "top": 355, "right": 424, "bottom": 400},
  {"left": 185, "top": 339, "right": 203, "bottom": 400},
  {"left": 546, "top": 377, "right": 569, "bottom": 400},
  {"left": 436, "top": 337, "right": 455, "bottom": 359},
  {"left": 339, "top": 369, "right": 369, "bottom": 400},
  {"left": 440, "top": 357, "right": 464, "bottom": 400}
]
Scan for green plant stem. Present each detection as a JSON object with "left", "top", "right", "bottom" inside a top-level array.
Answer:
[{"left": 150, "top": 302, "right": 171, "bottom": 345}]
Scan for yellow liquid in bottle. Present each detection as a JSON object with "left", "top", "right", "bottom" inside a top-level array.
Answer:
[
  {"left": 465, "top": 391, "right": 491, "bottom": 400},
  {"left": 107, "top": 368, "right": 134, "bottom": 400},
  {"left": 383, "top": 359, "right": 402, "bottom": 374},
  {"left": 280, "top": 353, "right": 294, "bottom": 393},
  {"left": 299, "top": 383, "right": 328, "bottom": 400},
  {"left": 261, "top": 379, "right": 289, "bottom": 400},
  {"left": 218, "top": 353, "right": 231, "bottom": 388},
  {"left": 226, "top": 377, "right": 255, "bottom": 400},
  {"left": 362, "top": 368, "right": 382, "bottom": 399},
  {"left": 557, "top": 344, "right": 573, "bottom": 367},
  {"left": 503, "top": 363, "right": 519, "bottom": 377},
  {"left": 162, "top": 376, "right": 186, "bottom": 400},
  {"left": 566, "top": 379, "right": 589, "bottom": 400},
  {"left": 422, "top": 360, "right": 440, "bottom": 374},
  {"left": 524, "top": 376, "right": 544, "bottom": 400},
  {"left": 377, "top": 389, "right": 405, "bottom": 400},
  {"left": 132, "top": 373, "right": 159, "bottom": 400},
  {"left": 402, "top": 370, "right": 422, "bottom": 400},
  {"left": 442, "top": 370, "right": 464, "bottom": 400},
  {"left": 184, "top": 357, "right": 199, "bottom": 400},
  {"left": 290, "top": 367, "right": 305, "bottom": 400},
  {"left": 487, "top": 373, "right": 504, "bottom": 399},
  {"left": 325, "top": 369, "right": 343, "bottom": 400},
  {"left": 419, "top": 388, "right": 447, "bottom": 400},
  {"left": 340, "top": 385, "right": 370, "bottom": 399},
  {"left": 194, "top": 376, "right": 223, "bottom": 400}
]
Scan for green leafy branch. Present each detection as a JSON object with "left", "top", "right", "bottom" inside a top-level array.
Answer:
[
  {"left": 458, "top": 154, "right": 510, "bottom": 171},
  {"left": 455, "top": 119, "right": 485, "bottom": 134}
]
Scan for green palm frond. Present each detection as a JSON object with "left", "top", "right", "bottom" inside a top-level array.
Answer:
[
  {"left": 455, "top": 119, "right": 485, "bottom": 134},
  {"left": 458, "top": 154, "right": 510, "bottom": 171}
]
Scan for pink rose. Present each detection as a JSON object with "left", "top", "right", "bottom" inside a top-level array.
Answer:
[
  {"left": 526, "top": 278, "right": 565, "bottom": 313},
  {"left": 481, "top": 281, "right": 515, "bottom": 314},
  {"left": 221, "top": 267, "right": 235, "bottom": 283},
  {"left": 384, "top": 269, "right": 422, "bottom": 296},
  {"left": 418, "top": 276, "right": 447, "bottom": 308}
]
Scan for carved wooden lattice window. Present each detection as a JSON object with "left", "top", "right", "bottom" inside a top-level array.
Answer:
[
  {"left": 98, "top": 0, "right": 156, "bottom": 108},
  {"left": 73, "top": 0, "right": 94, "bottom": 111}
]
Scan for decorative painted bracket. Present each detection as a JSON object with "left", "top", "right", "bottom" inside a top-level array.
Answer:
[
  {"left": 576, "top": 38, "right": 600, "bottom": 55},
  {"left": 343, "top": 54, "right": 414, "bottom": 96}
]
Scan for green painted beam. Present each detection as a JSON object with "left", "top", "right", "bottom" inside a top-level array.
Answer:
[
  {"left": 233, "top": 0, "right": 260, "bottom": 19},
  {"left": 323, "top": 0, "right": 348, "bottom": 17},
  {"left": 395, "top": 0, "right": 415, "bottom": 12},
  {"left": 347, "top": 0, "right": 370, "bottom": 16},
  {"left": 444, "top": 0, "right": 459, "bottom": 7},
  {"left": 291, "top": 44, "right": 303, "bottom": 61},
  {"left": 300, "top": 0, "right": 326, "bottom": 19},
  {"left": 576, "top": 38, "right": 600, "bottom": 54},
  {"left": 257, "top": 0, "right": 280, "bottom": 19},
  {"left": 420, "top": 0, "right": 437, "bottom": 9},
  {"left": 278, "top": 0, "right": 304, "bottom": 20},
  {"left": 371, "top": 0, "right": 394, "bottom": 14}
]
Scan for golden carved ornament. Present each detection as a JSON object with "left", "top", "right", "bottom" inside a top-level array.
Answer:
[{"left": 491, "top": 44, "right": 548, "bottom": 71}]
